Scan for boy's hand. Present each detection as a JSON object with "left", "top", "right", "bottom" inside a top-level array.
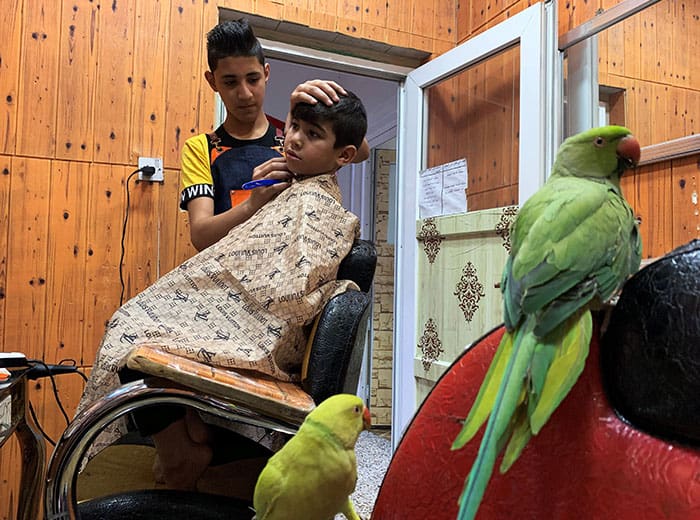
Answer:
[
  {"left": 290, "top": 79, "right": 347, "bottom": 110},
  {"left": 246, "top": 156, "right": 293, "bottom": 211}
]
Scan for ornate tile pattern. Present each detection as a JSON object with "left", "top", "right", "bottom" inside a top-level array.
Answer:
[
  {"left": 417, "top": 218, "right": 442, "bottom": 264},
  {"left": 495, "top": 205, "right": 519, "bottom": 252},
  {"left": 418, "top": 318, "right": 443, "bottom": 371},
  {"left": 454, "top": 262, "right": 486, "bottom": 322}
]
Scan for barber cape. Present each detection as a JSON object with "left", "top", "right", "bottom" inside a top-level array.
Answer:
[{"left": 76, "top": 173, "right": 360, "bottom": 456}]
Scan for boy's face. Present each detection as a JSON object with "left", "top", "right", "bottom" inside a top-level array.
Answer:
[
  {"left": 205, "top": 56, "right": 269, "bottom": 125},
  {"left": 284, "top": 118, "right": 356, "bottom": 177}
]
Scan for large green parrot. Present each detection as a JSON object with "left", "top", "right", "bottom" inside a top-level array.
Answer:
[
  {"left": 253, "top": 393, "right": 371, "bottom": 520},
  {"left": 451, "top": 125, "right": 642, "bottom": 520}
]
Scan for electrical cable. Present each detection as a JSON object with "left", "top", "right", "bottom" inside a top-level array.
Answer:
[
  {"left": 28, "top": 400, "right": 56, "bottom": 447},
  {"left": 120, "top": 169, "right": 141, "bottom": 306},
  {"left": 27, "top": 359, "right": 71, "bottom": 426}
]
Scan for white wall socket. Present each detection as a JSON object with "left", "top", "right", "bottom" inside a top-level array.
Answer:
[{"left": 138, "top": 157, "right": 164, "bottom": 182}]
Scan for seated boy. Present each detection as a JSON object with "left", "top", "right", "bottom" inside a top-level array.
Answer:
[{"left": 76, "top": 91, "right": 368, "bottom": 490}]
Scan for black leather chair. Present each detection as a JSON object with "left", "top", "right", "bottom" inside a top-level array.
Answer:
[{"left": 44, "top": 239, "right": 377, "bottom": 519}]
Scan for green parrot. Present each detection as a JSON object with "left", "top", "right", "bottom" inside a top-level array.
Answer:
[
  {"left": 451, "top": 125, "right": 642, "bottom": 520},
  {"left": 253, "top": 393, "right": 372, "bottom": 520}
]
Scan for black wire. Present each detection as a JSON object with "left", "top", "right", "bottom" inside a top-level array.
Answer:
[
  {"left": 27, "top": 359, "right": 71, "bottom": 426},
  {"left": 120, "top": 169, "right": 142, "bottom": 305},
  {"left": 28, "top": 400, "right": 56, "bottom": 447},
  {"left": 57, "top": 358, "right": 89, "bottom": 382}
]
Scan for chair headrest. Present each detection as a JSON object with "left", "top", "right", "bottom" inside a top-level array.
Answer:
[{"left": 601, "top": 239, "right": 700, "bottom": 446}]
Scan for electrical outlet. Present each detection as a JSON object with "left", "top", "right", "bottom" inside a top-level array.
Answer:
[{"left": 138, "top": 157, "right": 164, "bottom": 182}]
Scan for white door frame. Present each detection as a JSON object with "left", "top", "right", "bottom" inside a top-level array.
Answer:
[{"left": 392, "top": 1, "right": 557, "bottom": 449}]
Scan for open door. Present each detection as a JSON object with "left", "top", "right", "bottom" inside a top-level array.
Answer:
[{"left": 392, "top": 2, "right": 556, "bottom": 448}]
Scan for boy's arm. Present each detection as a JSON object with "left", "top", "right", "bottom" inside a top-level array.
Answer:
[
  {"left": 185, "top": 156, "right": 292, "bottom": 251},
  {"left": 288, "top": 80, "right": 370, "bottom": 163}
]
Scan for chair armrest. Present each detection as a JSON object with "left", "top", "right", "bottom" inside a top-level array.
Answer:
[
  {"left": 301, "top": 290, "right": 371, "bottom": 404},
  {"left": 126, "top": 346, "right": 315, "bottom": 425}
]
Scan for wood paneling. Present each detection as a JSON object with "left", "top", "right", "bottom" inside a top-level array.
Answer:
[{"left": 0, "top": 0, "right": 23, "bottom": 154}]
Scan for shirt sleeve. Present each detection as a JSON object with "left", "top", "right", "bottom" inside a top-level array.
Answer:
[{"left": 180, "top": 134, "right": 214, "bottom": 210}]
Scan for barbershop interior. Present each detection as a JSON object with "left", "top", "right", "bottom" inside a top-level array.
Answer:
[{"left": 1, "top": 0, "right": 700, "bottom": 519}]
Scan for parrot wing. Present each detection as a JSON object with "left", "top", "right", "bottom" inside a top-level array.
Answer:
[{"left": 504, "top": 175, "right": 640, "bottom": 337}]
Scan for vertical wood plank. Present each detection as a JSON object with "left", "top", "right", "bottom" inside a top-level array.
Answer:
[
  {"left": 630, "top": 162, "right": 674, "bottom": 258},
  {"left": 411, "top": 0, "right": 435, "bottom": 40},
  {"left": 638, "top": 5, "right": 657, "bottom": 86},
  {"left": 0, "top": 157, "right": 9, "bottom": 340},
  {"left": 362, "top": 0, "right": 387, "bottom": 29},
  {"left": 93, "top": 0, "right": 135, "bottom": 164},
  {"left": 622, "top": 11, "right": 640, "bottom": 80},
  {"left": 129, "top": 0, "right": 170, "bottom": 162},
  {"left": 434, "top": 0, "right": 455, "bottom": 43},
  {"left": 0, "top": 0, "right": 22, "bottom": 154},
  {"left": 124, "top": 177, "right": 160, "bottom": 298},
  {"left": 671, "top": 156, "right": 700, "bottom": 248},
  {"left": 44, "top": 161, "right": 89, "bottom": 365},
  {"left": 16, "top": 0, "right": 62, "bottom": 158},
  {"left": 158, "top": 168, "right": 183, "bottom": 275},
  {"left": 254, "top": 0, "right": 285, "bottom": 21},
  {"left": 605, "top": 14, "right": 625, "bottom": 80},
  {"left": 55, "top": 0, "right": 98, "bottom": 162},
  {"left": 284, "top": 0, "right": 312, "bottom": 24},
  {"left": 671, "top": 0, "right": 691, "bottom": 89},
  {"left": 82, "top": 164, "right": 125, "bottom": 364},
  {"left": 338, "top": 0, "right": 362, "bottom": 21},
  {"left": 199, "top": 1, "right": 219, "bottom": 135},
  {"left": 386, "top": 0, "right": 411, "bottom": 34},
  {"left": 4, "top": 157, "right": 50, "bottom": 360},
  {"left": 164, "top": 0, "right": 204, "bottom": 169}
]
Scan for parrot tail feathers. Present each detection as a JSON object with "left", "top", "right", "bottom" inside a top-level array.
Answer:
[
  {"left": 456, "top": 322, "right": 538, "bottom": 520},
  {"left": 452, "top": 329, "right": 516, "bottom": 450},
  {"left": 530, "top": 310, "right": 592, "bottom": 434}
]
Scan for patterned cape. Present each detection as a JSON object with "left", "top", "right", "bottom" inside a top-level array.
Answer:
[{"left": 76, "top": 173, "right": 360, "bottom": 456}]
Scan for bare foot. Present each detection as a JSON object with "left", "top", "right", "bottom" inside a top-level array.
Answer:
[
  {"left": 156, "top": 441, "right": 213, "bottom": 490},
  {"left": 151, "top": 417, "right": 213, "bottom": 490},
  {"left": 185, "top": 408, "right": 212, "bottom": 444}
]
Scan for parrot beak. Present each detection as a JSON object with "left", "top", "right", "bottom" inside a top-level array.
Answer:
[
  {"left": 617, "top": 135, "right": 641, "bottom": 170},
  {"left": 362, "top": 406, "right": 372, "bottom": 430}
]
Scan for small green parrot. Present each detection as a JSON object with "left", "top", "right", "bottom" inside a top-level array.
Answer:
[
  {"left": 253, "top": 393, "right": 372, "bottom": 520},
  {"left": 451, "top": 125, "right": 642, "bottom": 520}
]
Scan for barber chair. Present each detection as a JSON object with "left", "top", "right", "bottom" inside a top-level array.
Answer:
[
  {"left": 44, "top": 239, "right": 376, "bottom": 520},
  {"left": 374, "top": 240, "right": 700, "bottom": 519}
]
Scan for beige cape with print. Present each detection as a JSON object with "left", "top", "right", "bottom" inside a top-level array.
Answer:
[{"left": 76, "top": 173, "right": 359, "bottom": 456}]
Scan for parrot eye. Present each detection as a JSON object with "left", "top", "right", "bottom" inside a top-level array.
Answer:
[
  {"left": 594, "top": 137, "right": 606, "bottom": 147},
  {"left": 354, "top": 405, "right": 360, "bottom": 413}
]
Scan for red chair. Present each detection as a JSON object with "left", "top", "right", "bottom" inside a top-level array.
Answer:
[{"left": 374, "top": 240, "right": 700, "bottom": 520}]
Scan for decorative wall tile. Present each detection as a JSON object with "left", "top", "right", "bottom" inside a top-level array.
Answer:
[
  {"left": 417, "top": 217, "right": 443, "bottom": 264},
  {"left": 418, "top": 318, "right": 444, "bottom": 371},
  {"left": 454, "top": 261, "right": 486, "bottom": 322},
  {"left": 495, "top": 205, "right": 519, "bottom": 252}
]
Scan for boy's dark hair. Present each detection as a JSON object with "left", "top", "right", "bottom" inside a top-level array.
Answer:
[
  {"left": 206, "top": 19, "right": 265, "bottom": 71},
  {"left": 291, "top": 90, "right": 367, "bottom": 149}
]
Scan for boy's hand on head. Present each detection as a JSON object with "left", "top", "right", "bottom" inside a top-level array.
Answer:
[{"left": 290, "top": 79, "right": 347, "bottom": 109}]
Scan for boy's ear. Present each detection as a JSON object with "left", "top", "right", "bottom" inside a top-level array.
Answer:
[
  {"left": 336, "top": 145, "right": 358, "bottom": 167},
  {"left": 204, "top": 70, "right": 218, "bottom": 92}
]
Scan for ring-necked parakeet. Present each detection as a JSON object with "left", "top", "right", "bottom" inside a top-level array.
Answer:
[
  {"left": 253, "top": 393, "right": 372, "bottom": 520},
  {"left": 451, "top": 125, "right": 642, "bottom": 520}
]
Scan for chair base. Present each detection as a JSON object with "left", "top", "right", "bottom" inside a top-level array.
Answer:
[{"left": 77, "top": 490, "right": 253, "bottom": 520}]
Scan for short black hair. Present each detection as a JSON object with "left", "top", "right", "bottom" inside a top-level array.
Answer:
[
  {"left": 206, "top": 19, "right": 265, "bottom": 71},
  {"left": 291, "top": 90, "right": 367, "bottom": 149}
]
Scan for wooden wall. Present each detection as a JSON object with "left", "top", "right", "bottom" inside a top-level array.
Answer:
[
  {"left": 0, "top": 0, "right": 454, "bottom": 517},
  {"left": 1, "top": 0, "right": 697, "bottom": 517}
]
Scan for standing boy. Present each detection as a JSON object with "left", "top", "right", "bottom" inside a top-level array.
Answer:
[{"left": 180, "top": 19, "right": 368, "bottom": 251}]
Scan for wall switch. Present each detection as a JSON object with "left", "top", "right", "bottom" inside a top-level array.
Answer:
[{"left": 138, "top": 157, "right": 164, "bottom": 182}]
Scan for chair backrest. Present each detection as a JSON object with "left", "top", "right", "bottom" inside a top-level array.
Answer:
[{"left": 301, "top": 239, "right": 377, "bottom": 404}]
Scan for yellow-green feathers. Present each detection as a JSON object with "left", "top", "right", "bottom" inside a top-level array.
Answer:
[
  {"left": 253, "top": 393, "right": 371, "bottom": 520},
  {"left": 452, "top": 126, "right": 642, "bottom": 520}
]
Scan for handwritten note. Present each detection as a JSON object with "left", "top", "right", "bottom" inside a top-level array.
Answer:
[{"left": 419, "top": 158, "right": 468, "bottom": 218}]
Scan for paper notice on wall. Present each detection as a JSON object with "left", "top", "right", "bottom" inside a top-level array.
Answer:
[{"left": 419, "top": 158, "right": 468, "bottom": 218}]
